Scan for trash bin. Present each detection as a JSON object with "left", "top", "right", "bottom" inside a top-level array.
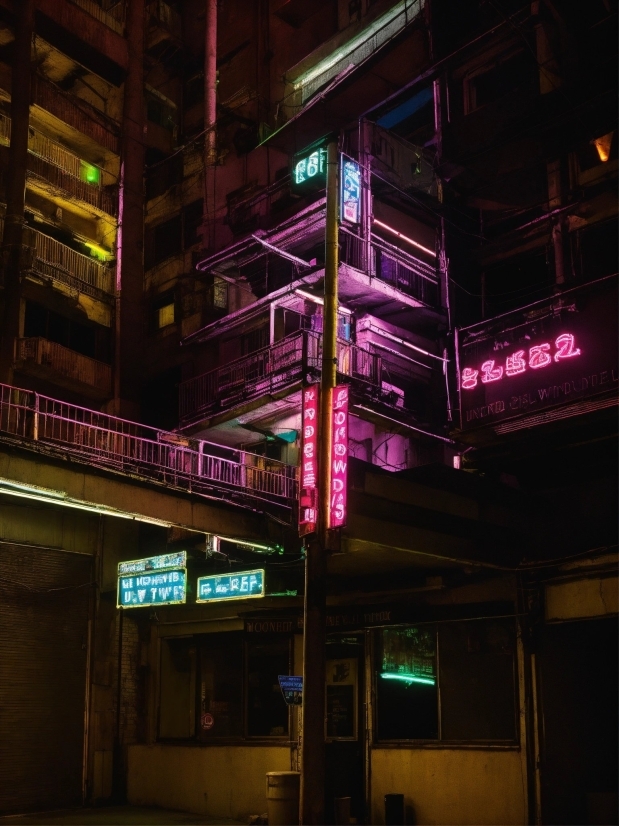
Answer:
[
  {"left": 335, "top": 796, "right": 351, "bottom": 824},
  {"left": 266, "top": 771, "right": 301, "bottom": 826},
  {"left": 385, "top": 793, "right": 404, "bottom": 825}
]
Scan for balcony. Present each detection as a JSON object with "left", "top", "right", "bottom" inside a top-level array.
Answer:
[
  {"left": 179, "top": 329, "right": 381, "bottom": 425},
  {"left": 0, "top": 216, "right": 115, "bottom": 299},
  {"left": 68, "top": 0, "right": 125, "bottom": 34},
  {"left": 0, "top": 382, "right": 297, "bottom": 516},
  {"left": 16, "top": 338, "right": 112, "bottom": 399},
  {"left": 34, "top": 77, "right": 120, "bottom": 155},
  {"left": 340, "top": 227, "right": 439, "bottom": 308}
]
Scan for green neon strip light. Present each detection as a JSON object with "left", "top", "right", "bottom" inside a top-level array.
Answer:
[{"left": 380, "top": 672, "right": 435, "bottom": 686}]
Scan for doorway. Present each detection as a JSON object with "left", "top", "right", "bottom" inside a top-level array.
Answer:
[{"left": 325, "top": 634, "right": 366, "bottom": 824}]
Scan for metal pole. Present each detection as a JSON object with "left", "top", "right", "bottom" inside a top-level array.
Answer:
[
  {"left": 301, "top": 140, "right": 339, "bottom": 825},
  {"left": 0, "top": 0, "right": 35, "bottom": 384}
]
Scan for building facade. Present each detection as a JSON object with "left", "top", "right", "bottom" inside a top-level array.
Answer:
[{"left": 0, "top": 0, "right": 616, "bottom": 824}]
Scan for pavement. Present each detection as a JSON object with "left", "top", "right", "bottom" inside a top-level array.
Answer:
[{"left": 0, "top": 807, "right": 245, "bottom": 826}]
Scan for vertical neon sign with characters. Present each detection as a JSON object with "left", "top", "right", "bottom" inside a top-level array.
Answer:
[
  {"left": 341, "top": 157, "right": 361, "bottom": 224},
  {"left": 329, "top": 386, "right": 349, "bottom": 528},
  {"left": 299, "top": 386, "right": 319, "bottom": 535}
]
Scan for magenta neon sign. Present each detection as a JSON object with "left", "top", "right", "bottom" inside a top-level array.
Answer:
[
  {"left": 299, "top": 386, "right": 319, "bottom": 535},
  {"left": 329, "top": 385, "right": 348, "bottom": 529},
  {"left": 461, "top": 333, "right": 581, "bottom": 390}
]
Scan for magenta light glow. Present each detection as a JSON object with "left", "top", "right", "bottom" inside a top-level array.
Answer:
[
  {"left": 461, "top": 333, "right": 582, "bottom": 390},
  {"left": 299, "top": 386, "right": 319, "bottom": 535},
  {"left": 329, "top": 385, "right": 349, "bottom": 529},
  {"left": 373, "top": 218, "right": 436, "bottom": 258}
]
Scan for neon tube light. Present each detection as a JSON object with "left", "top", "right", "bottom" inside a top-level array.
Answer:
[
  {"left": 373, "top": 219, "right": 436, "bottom": 258},
  {"left": 380, "top": 673, "right": 435, "bottom": 686},
  {"left": 295, "top": 289, "right": 352, "bottom": 314}
]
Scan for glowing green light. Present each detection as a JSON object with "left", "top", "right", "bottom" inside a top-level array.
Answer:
[
  {"left": 80, "top": 161, "right": 100, "bottom": 186},
  {"left": 380, "top": 673, "right": 435, "bottom": 686}
]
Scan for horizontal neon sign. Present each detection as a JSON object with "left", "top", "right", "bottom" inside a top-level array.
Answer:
[
  {"left": 118, "top": 569, "right": 186, "bottom": 608},
  {"left": 118, "top": 551, "right": 186, "bottom": 575},
  {"left": 196, "top": 569, "right": 265, "bottom": 603},
  {"left": 461, "top": 333, "right": 581, "bottom": 390}
]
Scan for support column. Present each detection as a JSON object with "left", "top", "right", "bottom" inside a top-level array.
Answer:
[
  {"left": 0, "top": 0, "right": 35, "bottom": 384},
  {"left": 301, "top": 141, "right": 339, "bottom": 826},
  {"left": 203, "top": 0, "right": 217, "bottom": 250},
  {"left": 114, "top": 0, "right": 145, "bottom": 417}
]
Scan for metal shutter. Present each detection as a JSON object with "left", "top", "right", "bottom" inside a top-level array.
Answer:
[{"left": 0, "top": 543, "right": 91, "bottom": 815}]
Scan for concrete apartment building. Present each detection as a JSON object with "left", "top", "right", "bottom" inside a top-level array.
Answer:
[{"left": 0, "top": 0, "right": 616, "bottom": 824}]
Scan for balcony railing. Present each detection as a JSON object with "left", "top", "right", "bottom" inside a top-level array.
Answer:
[
  {"left": 34, "top": 77, "right": 120, "bottom": 155},
  {"left": 179, "top": 329, "right": 382, "bottom": 424},
  {"left": 16, "top": 338, "right": 112, "bottom": 397},
  {"left": 0, "top": 216, "right": 114, "bottom": 297},
  {"left": 68, "top": 0, "right": 125, "bottom": 34},
  {"left": 0, "top": 383, "right": 297, "bottom": 513},
  {"left": 340, "top": 227, "right": 439, "bottom": 307},
  {"left": 27, "top": 155, "right": 116, "bottom": 215}
]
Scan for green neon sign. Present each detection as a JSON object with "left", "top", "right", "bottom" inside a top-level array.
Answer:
[
  {"left": 292, "top": 145, "right": 327, "bottom": 189},
  {"left": 80, "top": 161, "right": 100, "bottom": 186}
]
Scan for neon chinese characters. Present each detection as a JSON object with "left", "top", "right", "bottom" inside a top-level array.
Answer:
[
  {"left": 329, "top": 386, "right": 349, "bottom": 529},
  {"left": 299, "top": 386, "right": 319, "bottom": 534},
  {"left": 461, "top": 334, "right": 581, "bottom": 390}
]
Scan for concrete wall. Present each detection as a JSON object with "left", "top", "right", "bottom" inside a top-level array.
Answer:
[
  {"left": 128, "top": 744, "right": 291, "bottom": 821},
  {"left": 371, "top": 748, "right": 527, "bottom": 826},
  {"left": 546, "top": 576, "right": 618, "bottom": 621}
]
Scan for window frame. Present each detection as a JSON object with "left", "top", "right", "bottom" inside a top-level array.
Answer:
[
  {"left": 463, "top": 48, "right": 535, "bottom": 115},
  {"left": 373, "top": 620, "right": 520, "bottom": 747}
]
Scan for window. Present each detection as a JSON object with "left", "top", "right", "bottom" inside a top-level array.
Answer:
[
  {"left": 212, "top": 277, "right": 228, "bottom": 310},
  {"left": 465, "top": 51, "right": 536, "bottom": 113},
  {"left": 145, "top": 215, "right": 182, "bottom": 269},
  {"left": 158, "top": 632, "right": 292, "bottom": 742},
  {"left": 24, "top": 301, "right": 102, "bottom": 360},
  {"left": 376, "top": 620, "right": 517, "bottom": 742},
  {"left": 157, "top": 302, "right": 175, "bottom": 329},
  {"left": 183, "top": 200, "right": 203, "bottom": 248},
  {"left": 152, "top": 290, "right": 176, "bottom": 331}
]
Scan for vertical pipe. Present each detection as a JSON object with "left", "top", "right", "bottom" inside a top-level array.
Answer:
[
  {"left": 0, "top": 0, "right": 36, "bottom": 384},
  {"left": 203, "top": 0, "right": 217, "bottom": 249},
  {"left": 301, "top": 140, "right": 339, "bottom": 826}
]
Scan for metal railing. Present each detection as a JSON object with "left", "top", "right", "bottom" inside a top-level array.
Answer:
[
  {"left": 179, "top": 329, "right": 382, "bottom": 423},
  {"left": 0, "top": 383, "right": 297, "bottom": 510},
  {"left": 17, "top": 338, "right": 113, "bottom": 397},
  {"left": 27, "top": 155, "right": 116, "bottom": 215},
  {"left": 0, "top": 216, "right": 115, "bottom": 297},
  {"left": 34, "top": 78, "right": 120, "bottom": 155},
  {"left": 68, "top": 0, "right": 125, "bottom": 34},
  {"left": 340, "top": 227, "right": 439, "bottom": 307}
]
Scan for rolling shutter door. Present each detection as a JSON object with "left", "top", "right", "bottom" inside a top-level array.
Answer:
[{"left": 0, "top": 543, "right": 91, "bottom": 815}]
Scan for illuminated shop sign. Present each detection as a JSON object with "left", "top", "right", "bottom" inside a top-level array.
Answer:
[
  {"left": 117, "top": 569, "right": 187, "bottom": 608},
  {"left": 118, "top": 551, "right": 186, "bottom": 575},
  {"left": 292, "top": 144, "right": 327, "bottom": 189},
  {"left": 457, "top": 279, "right": 618, "bottom": 431},
  {"left": 299, "top": 386, "right": 319, "bottom": 535},
  {"left": 341, "top": 157, "right": 361, "bottom": 224},
  {"left": 196, "top": 569, "right": 265, "bottom": 603},
  {"left": 329, "top": 385, "right": 348, "bottom": 529}
]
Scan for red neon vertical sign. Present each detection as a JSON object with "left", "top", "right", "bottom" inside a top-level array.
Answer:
[
  {"left": 299, "top": 386, "right": 319, "bottom": 535},
  {"left": 329, "top": 385, "right": 348, "bottom": 529}
]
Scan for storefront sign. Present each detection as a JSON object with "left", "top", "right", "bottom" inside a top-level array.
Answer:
[
  {"left": 341, "top": 157, "right": 361, "bottom": 224},
  {"left": 278, "top": 675, "right": 303, "bottom": 705},
  {"left": 117, "top": 568, "right": 187, "bottom": 608},
  {"left": 329, "top": 385, "right": 349, "bottom": 528},
  {"left": 118, "top": 551, "right": 186, "bottom": 575},
  {"left": 196, "top": 569, "right": 265, "bottom": 603},
  {"left": 292, "top": 144, "right": 327, "bottom": 189},
  {"left": 299, "top": 386, "right": 319, "bottom": 535},
  {"left": 457, "top": 279, "right": 618, "bottom": 431}
]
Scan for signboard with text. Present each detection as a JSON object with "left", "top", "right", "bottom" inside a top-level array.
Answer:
[
  {"left": 299, "top": 386, "right": 319, "bottom": 535},
  {"left": 341, "top": 157, "right": 361, "bottom": 224},
  {"left": 457, "top": 278, "right": 618, "bottom": 431},
  {"left": 196, "top": 569, "right": 265, "bottom": 603},
  {"left": 278, "top": 675, "right": 303, "bottom": 705},
  {"left": 117, "top": 569, "right": 187, "bottom": 608},
  {"left": 329, "top": 385, "right": 349, "bottom": 528},
  {"left": 292, "top": 144, "right": 327, "bottom": 190}
]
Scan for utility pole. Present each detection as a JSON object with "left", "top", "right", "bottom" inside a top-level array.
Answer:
[
  {"left": 301, "top": 140, "right": 339, "bottom": 825},
  {"left": 0, "top": 0, "right": 36, "bottom": 385}
]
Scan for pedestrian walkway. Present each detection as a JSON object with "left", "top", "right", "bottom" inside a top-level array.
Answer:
[{"left": 0, "top": 806, "right": 244, "bottom": 826}]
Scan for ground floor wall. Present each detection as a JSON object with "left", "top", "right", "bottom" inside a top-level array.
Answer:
[
  {"left": 370, "top": 747, "right": 527, "bottom": 825},
  {"left": 127, "top": 744, "right": 291, "bottom": 821}
]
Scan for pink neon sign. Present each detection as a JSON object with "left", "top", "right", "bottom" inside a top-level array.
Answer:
[
  {"left": 329, "top": 385, "right": 349, "bottom": 529},
  {"left": 299, "top": 386, "right": 319, "bottom": 535},
  {"left": 461, "top": 333, "right": 581, "bottom": 391}
]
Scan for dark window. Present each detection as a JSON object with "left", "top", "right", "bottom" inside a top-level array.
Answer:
[
  {"left": 247, "top": 639, "right": 290, "bottom": 737},
  {"left": 182, "top": 199, "right": 203, "bottom": 248},
  {"left": 577, "top": 220, "right": 619, "bottom": 281},
  {"left": 198, "top": 634, "right": 244, "bottom": 740},
  {"left": 184, "top": 73, "right": 204, "bottom": 110},
  {"left": 145, "top": 215, "right": 182, "bottom": 269},
  {"left": 146, "top": 154, "right": 183, "bottom": 201},
  {"left": 376, "top": 620, "right": 517, "bottom": 742},
  {"left": 24, "top": 301, "right": 98, "bottom": 360},
  {"left": 467, "top": 51, "right": 535, "bottom": 112},
  {"left": 146, "top": 94, "right": 177, "bottom": 133}
]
